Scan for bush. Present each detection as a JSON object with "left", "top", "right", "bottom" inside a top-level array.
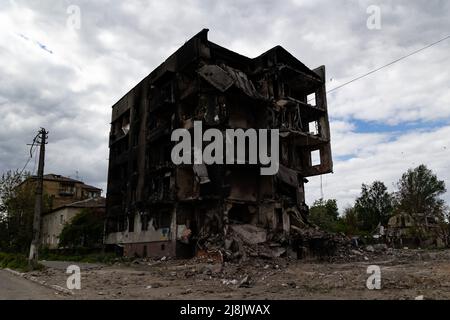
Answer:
[
  {"left": 0, "top": 252, "right": 45, "bottom": 272},
  {"left": 58, "top": 208, "right": 104, "bottom": 249},
  {"left": 309, "top": 199, "right": 340, "bottom": 233},
  {"left": 39, "top": 249, "right": 118, "bottom": 264}
]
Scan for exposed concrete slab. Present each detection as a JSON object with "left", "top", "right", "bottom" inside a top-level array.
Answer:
[{"left": 230, "top": 224, "right": 267, "bottom": 245}]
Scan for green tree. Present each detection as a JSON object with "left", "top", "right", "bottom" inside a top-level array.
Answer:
[
  {"left": 0, "top": 170, "right": 24, "bottom": 214},
  {"left": 309, "top": 198, "right": 339, "bottom": 232},
  {"left": 0, "top": 213, "right": 8, "bottom": 250},
  {"left": 59, "top": 208, "right": 104, "bottom": 249},
  {"left": 0, "top": 170, "right": 51, "bottom": 253},
  {"left": 0, "top": 170, "right": 34, "bottom": 252},
  {"left": 355, "top": 181, "right": 393, "bottom": 232},
  {"left": 395, "top": 164, "right": 446, "bottom": 219}
]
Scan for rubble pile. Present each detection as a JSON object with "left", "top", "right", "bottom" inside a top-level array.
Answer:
[{"left": 194, "top": 222, "right": 363, "bottom": 263}]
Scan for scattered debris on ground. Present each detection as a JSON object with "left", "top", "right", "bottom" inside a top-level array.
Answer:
[{"left": 25, "top": 248, "right": 450, "bottom": 300}]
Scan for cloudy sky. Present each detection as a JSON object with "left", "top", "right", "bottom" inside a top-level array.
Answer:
[{"left": 0, "top": 0, "right": 449, "bottom": 211}]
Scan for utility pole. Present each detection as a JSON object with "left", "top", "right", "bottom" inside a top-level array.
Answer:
[{"left": 29, "top": 128, "right": 48, "bottom": 265}]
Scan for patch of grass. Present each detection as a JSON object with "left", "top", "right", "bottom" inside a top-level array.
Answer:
[
  {"left": 0, "top": 252, "right": 45, "bottom": 272},
  {"left": 40, "top": 251, "right": 118, "bottom": 264}
]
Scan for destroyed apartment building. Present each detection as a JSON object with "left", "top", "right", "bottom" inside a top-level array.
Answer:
[{"left": 105, "top": 29, "right": 333, "bottom": 258}]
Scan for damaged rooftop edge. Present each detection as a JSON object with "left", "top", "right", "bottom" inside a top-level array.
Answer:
[{"left": 105, "top": 29, "right": 333, "bottom": 259}]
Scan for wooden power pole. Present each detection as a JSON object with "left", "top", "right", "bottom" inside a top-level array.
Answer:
[{"left": 29, "top": 128, "right": 48, "bottom": 264}]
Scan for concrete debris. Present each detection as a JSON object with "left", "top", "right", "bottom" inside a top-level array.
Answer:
[
  {"left": 196, "top": 249, "right": 224, "bottom": 264},
  {"left": 24, "top": 248, "right": 450, "bottom": 299},
  {"left": 197, "top": 65, "right": 235, "bottom": 92},
  {"left": 291, "top": 227, "right": 342, "bottom": 260},
  {"left": 387, "top": 212, "right": 449, "bottom": 249},
  {"left": 200, "top": 264, "right": 222, "bottom": 275},
  {"left": 229, "top": 224, "right": 267, "bottom": 245},
  {"left": 186, "top": 219, "right": 378, "bottom": 263},
  {"left": 184, "top": 270, "right": 196, "bottom": 278},
  {"left": 222, "top": 279, "right": 238, "bottom": 286},
  {"left": 238, "top": 275, "right": 252, "bottom": 288},
  {"left": 373, "top": 244, "right": 388, "bottom": 252},
  {"left": 271, "top": 247, "right": 287, "bottom": 258}
]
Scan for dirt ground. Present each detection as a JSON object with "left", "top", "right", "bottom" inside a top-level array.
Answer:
[{"left": 27, "top": 248, "right": 450, "bottom": 300}]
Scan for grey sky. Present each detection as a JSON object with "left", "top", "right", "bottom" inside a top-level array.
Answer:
[{"left": 0, "top": 0, "right": 449, "bottom": 210}]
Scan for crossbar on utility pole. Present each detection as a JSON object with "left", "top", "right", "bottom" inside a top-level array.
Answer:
[{"left": 29, "top": 128, "right": 48, "bottom": 265}]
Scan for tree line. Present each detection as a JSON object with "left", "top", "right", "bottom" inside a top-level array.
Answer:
[
  {"left": 0, "top": 164, "right": 448, "bottom": 252},
  {"left": 309, "top": 164, "right": 449, "bottom": 237},
  {"left": 0, "top": 170, "right": 39, "bottom": 252}
]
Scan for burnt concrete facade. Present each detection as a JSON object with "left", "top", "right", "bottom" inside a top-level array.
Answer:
[{"left": 105, "top": 29, "right": 332, "bottom": 258}]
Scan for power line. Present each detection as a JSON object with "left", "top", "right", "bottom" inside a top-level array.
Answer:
[
  {"left": 17, "top": 132, "right": 40, "bottom": 179},
  {"left": 314, "top": 34, "right": 450, "bottom": 99},
  {"left": 18, "top": 156, "right": 33, "bottom": 177}
]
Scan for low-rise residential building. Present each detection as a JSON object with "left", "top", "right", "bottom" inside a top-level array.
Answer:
[
  {"left": 16, "top": 173, "right": 104, "bottom": 249},
  {"left": 18, "top": 173, "right": 102, "bottom": 210}
]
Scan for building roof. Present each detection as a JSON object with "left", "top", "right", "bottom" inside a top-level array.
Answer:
[
  {"left": 47, "top": 197, "right": 106, "bottom": 214},
  {"left": 42, "top": 174, "right": 83, "bottom": 184},
  {"left": 19, "top": 173, "right": 102, "bottom": 191},
  {"left": 80, "top": 184, "right": 102, "bottom": 191},
  {"left": 65, "top": 197, "right": 106, "bottom": 208}
]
